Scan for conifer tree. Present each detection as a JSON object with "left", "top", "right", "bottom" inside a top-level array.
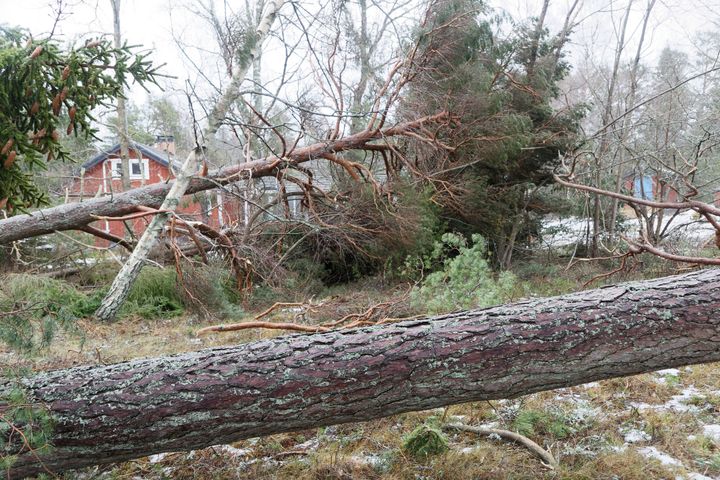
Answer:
[
  {"left": 0, "top": 27, "right": 160, "bottom": 212},
  {"left": 402, "top": 0, "right": 583, "bottom": 268}
]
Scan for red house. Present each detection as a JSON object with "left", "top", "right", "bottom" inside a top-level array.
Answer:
[
  {"left": 69, "top": 136, "right": 242, "bottom": 243},
  {"left": 622, "top": 173, "right": 680, "bottom": 204}
]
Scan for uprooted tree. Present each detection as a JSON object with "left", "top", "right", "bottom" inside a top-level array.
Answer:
[{"left": 2, "top": 268, "right": 720, "bottom": 478}]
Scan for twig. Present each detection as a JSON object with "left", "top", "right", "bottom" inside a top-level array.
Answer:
[
  {"left": 443, "top": 423, "right": 557, "bottom": 469},
  {"left": 197, "top": 321, "right": 329, "bottom": 335}
]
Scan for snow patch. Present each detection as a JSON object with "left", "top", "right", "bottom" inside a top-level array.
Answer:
[
  {"left": 622, "top": 428, "right": 651, "bottom": 444},
  {"left": 350, "top": 453, "right": 387, "bottom": 468},
  {"left": 214, "top": 445, "right": 252, "bottom": 458},
  {"left": 702, "top": 425, "right": 720, "bottom": 443},
  {"left": 629, "top": 386, "right": 702, "bottom": 413},
  {"left": 293, "top": 438, "right": 320, "bottom": 451},
  {"left": 676, "top": 474, "right": 715, "bottom": 480},
  {"left": 638, "top": 446, "right": 683, "bottom": 467},
  {"left": 148, "top": 453, "right": 167, "bottom": 463}
]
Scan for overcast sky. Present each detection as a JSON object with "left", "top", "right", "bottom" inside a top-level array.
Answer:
[{"left": 2, "top": 0, "right": 720, "bottom": 103}]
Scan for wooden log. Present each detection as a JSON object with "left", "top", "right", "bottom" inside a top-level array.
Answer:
[{"left": 3, "top": 268, "right": 719, "bottom": 478}]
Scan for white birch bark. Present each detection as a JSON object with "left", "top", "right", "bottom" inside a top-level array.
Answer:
[{"left": 95, "top": 0, "right": 286, "bottom": 321}]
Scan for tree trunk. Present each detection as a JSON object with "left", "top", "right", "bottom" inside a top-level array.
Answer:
[
  {"left": 110, "top": 0, "right": 132, "bottom": 191},
  {"left": 0, "top": 113, "right": 447, "bottom": 246},
  {"left": 608, "top": 0, "right": 656, "bottom": 234},
  {"left": 591, "top": 0, "right": 633, "bottom": 254},
  {"left": 94, "top": 0, "right": 287, "bottom": 321},
  {"left": 3, "top": 268, "right": 720, "bottom": 478}
]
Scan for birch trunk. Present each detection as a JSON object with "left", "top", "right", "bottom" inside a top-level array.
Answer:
[
  {"left": 591, "top": 0, "right": 633, "bottom": 256},
  {"left": 110, "top": 0, "right": 132, "bottom": 191},
  {"left": 94, "top": 0, "right": 286, "bottom": 321}
]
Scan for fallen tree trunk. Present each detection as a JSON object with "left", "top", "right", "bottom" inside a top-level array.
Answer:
[
  {"left": 0, "top": 113, "right": 447, "bottom": 246},
  {"left": 3, "top": 268, "right": 720, "bottom": 478}
]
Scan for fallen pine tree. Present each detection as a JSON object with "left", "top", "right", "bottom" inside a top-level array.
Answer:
[
  {"left": 2, "top": 267, "right": 720, "bottom": 478},
  {"left": 0, "top": 112, "right": 448, "bottom": 246}
]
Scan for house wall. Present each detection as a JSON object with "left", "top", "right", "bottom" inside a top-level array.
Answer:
[
  {"left": 68, "top": 150, "right": 228, "bottom": 245},
  {"left": 623, "top": 175, "right": 679, "bottom": 203}
]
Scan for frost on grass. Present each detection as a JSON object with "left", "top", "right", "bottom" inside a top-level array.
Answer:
[
  {"left": 621, "top": 428, "right": 651, "bottom": 444},
  {"left": 629, "top": 386, "right": 704, "bottom": 413}
]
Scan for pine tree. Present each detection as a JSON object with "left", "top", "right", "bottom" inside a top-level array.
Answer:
[{"left": 401, "top": 0, "right": 583, "bottom": 268}]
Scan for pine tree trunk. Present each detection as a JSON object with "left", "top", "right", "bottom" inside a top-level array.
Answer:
[{"left": 3, "top": 268, "right": 720, "bottom": 478}]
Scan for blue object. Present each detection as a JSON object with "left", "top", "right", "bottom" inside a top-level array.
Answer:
[{"left": 634, "top": 176, "right": 654, "bottom": 200}]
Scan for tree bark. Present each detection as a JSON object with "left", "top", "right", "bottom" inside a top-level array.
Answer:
[
  {"left": 0, "top": 113, "right": 447, "bottom": 246},
  {"left": 3, "top": 268, "right": 720, "bottom": 478},
  {"left": 110, "top": 0, "right": 132, "bottom": 191}
]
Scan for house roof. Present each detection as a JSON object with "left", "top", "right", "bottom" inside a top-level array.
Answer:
[{"left": 82, "top": 141, "right": 176, "bottom": 170}]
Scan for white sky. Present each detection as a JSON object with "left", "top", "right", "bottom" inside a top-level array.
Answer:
[{"left": 2, "top": 0, "right": 720, "bottom": 104}]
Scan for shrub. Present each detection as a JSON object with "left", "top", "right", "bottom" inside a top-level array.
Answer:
[
  {"left": 176, "top": 263, "right": 244, "bottom": 319},
  {"left": 409, "top": 233, "right": 516, "bottom": 314},
  {"left": 120, "top": 267, "right": 184, "bottom": 319},
  {"left": 0, "top": 274, "right": 90, "bottom": 351},
  {"left": 402, "top": 424, "right": 449, "bottom": 458}
]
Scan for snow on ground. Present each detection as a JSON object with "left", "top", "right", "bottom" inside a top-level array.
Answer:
[
  {"left": 541, "top": 210, "right": 717, "bottom": 249},
  {"left": 638, "top": 446, "right": 684, "bottom": 467},
  {"left": 629, "top": 386, "right": 703, "bottom": 413},
  {"left": 702, "top": 425, "right": 720, "bottom": 443},
  {"left": 622, "top": 428, "right": 651, "bottom": 444}
]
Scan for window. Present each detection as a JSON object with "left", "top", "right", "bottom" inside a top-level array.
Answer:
[{"left": 110, "top": 158, "right": 149, "bottom": 180}]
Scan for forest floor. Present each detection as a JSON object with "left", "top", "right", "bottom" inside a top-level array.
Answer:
[{"left": 3, "top": 257, "right": 720, "bottom": 479}]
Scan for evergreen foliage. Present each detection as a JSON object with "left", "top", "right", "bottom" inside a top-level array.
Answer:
[
  {"left": 408, "top": 233, "right": 515, "bottom": 314},
  {"left": 0, "top": 274, "right": 91, "bottom": 352},
  {"left": 121, "top": 267, "right": 184, "bottom": 319},
  {"left": 401, "top": 0, "right": 583, "bottom": 268},
  {"left": 0, "top": 378, "right": 54, "bottom": 471},
  {"left": 0, "top": 26, "right": 160, "bottom": 211},
  {"left": 402, "top": 423, "right": 449, "bottom": 458}
]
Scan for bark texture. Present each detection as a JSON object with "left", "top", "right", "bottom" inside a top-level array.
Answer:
[{"left": 3, "top": 268, "right": 720, "bottom": 478}]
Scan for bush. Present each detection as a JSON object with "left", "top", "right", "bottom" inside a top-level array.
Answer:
[
  {"left": 120, "top": 267, "right": 184, "bottom": 319},
  {"left": 402, "top": 424, "right": 449, "bottom": 458},
  {"left": 176, "top": 263, "right": 244, "bottom": 319},
  {"left": 293, "top": 181, "right": 442, "bottom": 284},
  {"left": 0, "top": 274, "right": 91, "bottom": 351},
  {"left": 409, "top": 233, "right": 516, "bottom": 314}
]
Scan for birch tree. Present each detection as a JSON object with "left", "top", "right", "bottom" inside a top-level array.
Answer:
[
  {"left": 94, "top": 0, "right": 287, "bottom": 321},
  {"left": 110, "top": 0, "right": 132, "bottom": 190}
]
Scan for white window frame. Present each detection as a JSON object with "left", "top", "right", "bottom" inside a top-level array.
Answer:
[{"left": 110, "top": 158, "right": 149, "bottom": 180}]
